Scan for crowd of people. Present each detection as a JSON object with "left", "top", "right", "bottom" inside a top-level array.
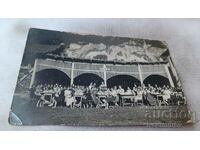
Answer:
[{"left": 30, "top": 82, "right": 186, "bottom": 109}]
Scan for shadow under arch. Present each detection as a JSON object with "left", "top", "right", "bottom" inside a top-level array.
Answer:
[
  {"left": 35, "top": 69, "right": 70, "bottom": 86},
  {"left": 74, "top": 73, "right": 104, "bottom": 87},
  {"left": 107, "top": 74, "right": 141, "bottom": 90},
  {"left": 143, "top": 74, "right": 170, "bottom": 87}
]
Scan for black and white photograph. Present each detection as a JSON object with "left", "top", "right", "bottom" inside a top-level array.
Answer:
[
  {"left": 9, "top": 27, "right": 191, "bottom": 126},
  {"left": 1, "top": 0, "right": 200, "bottom": 149}
]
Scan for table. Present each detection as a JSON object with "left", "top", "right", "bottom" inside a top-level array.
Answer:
[{"left": 120, "top": 94, "right": 136, "bottom": 107}]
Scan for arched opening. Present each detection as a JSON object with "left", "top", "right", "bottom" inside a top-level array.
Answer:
[
  {"left": 35, "top": 69, "right": 70, "bottom": 86},
  {"left": 107, "top": 75, "right": 141, "bottom": 90},
  {"left": 143, "top": 74, "right": 170, "bottom": 87},
  {"left": 74, "top": 73, "right": 104, "bottom": 87}
]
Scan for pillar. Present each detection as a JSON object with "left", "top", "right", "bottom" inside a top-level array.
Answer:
[
  {"left": 70, "top": 62, "right": 75, "bottom": 86},
  {"left": 164, "top": 63, "right": 175, "bottom": 87},
  {"left": 168, "top": 57, "right": 179, "bottom": 82},
  {"left": 103, "top": 64, "right": 107, "bottom": 86},
  {"left": 138, "top": 64, "right": 143, "bottom": 85},
  {"left": 29, "top": 59, "right": 38, "bottom": 88}
]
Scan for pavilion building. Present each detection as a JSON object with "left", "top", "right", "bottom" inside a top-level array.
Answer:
[{"left": 29, "top": 52, "right": 179, "bottom": 89}]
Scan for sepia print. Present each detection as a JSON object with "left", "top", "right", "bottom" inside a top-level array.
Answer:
[{"left": 9, "top": 28, "right": 191, "bottom": 127}]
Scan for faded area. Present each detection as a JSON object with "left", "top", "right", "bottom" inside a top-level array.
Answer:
[
  {"left": 0, "top": 19, "right": 200, "bottom": 130},
  {"left": 60, "top": 42, "right": 166, "bottom": 62}
]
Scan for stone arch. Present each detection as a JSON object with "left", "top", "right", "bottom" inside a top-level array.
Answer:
[
  {"left": 73, "top": 70, "right": 104, "bottom": 80},
  {"left": 34, "top": 69, "right": 71, "bottom": 86},
  {"left": 36, "top": 65, "right": 71, "bottom": 78},
  {"left": 107, "top": 74, "right": 141, "bottom": 90},
  {"left": 106, "top": 73, "right": 140, "bottom": 81},
  {"left": 143, "top": 74, "right": 170, "bottom": 87},
  {"left": 73, "top": 73, "right": 104, "bottom": 87}
]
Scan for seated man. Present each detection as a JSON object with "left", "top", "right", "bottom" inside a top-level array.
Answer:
[
  {"left": 36, "top": 94, "right": 52, "bottom": 108},
  {"left": 82, "top": 87, "right": 92, "bottom": 108},
  {"left": 89, "top": 82, "right": 93, "bottom": 90},
  {"left": 58, "top": 88, "right": 65, "bottom": 106},
  {"left": 110, "top": 88, "right": 119, "bottom": 106},
  {"left": 34, "top": 88, "right": 42, "bottom": 100},
  {"left": 48, "top": 94, "right": 57, "bottom": 108},
  {"left": 48, "top": 86, "right": 61, "bottom": 108}
]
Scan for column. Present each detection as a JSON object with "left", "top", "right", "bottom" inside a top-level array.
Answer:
[
  {"left": 138, "top": 64, "right": 143, "bottom": 85},
  {"left": 168, "top": 57, "right": 179, "bottom": 82},
  {"left": 29, "top": 59, "right": 38, "bottom": 88},
  {"left": 164, "top": 63, "right": 175, "bottom": 87},
  {"left": 70, "top": 62, "right": 75, "bottom": 86},
  {"left": 103, "top": 64, "right": 107, "bottom": 86}
]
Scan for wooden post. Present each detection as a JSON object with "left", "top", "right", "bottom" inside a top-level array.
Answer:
[
  {"left": 164, "top": 63, "right": 175, "bottom": 87},
  {"left": 138, "top": 64, "right": 143, "bottom": 85},
  {"left": 70, "top": 62, "right": 75, "bottom": 86},
  {"left": 168, "top": 57, "right": 179, "bottom": 82},
  {"left": 29, "top": 59, "right": 38, "bottom": 88},
  {"left": 103, "top": 64, "right": 107, "bottom": 86}
]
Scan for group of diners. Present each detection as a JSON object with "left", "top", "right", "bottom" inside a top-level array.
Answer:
[{"left": 30, "top": 82, "right": 186, "bottom": 109}]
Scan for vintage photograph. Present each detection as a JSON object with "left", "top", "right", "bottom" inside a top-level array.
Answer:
[{"left": 9, "top": 28, "right": 191, "bottom": 126}]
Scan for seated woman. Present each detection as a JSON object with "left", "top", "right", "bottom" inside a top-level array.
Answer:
[
  {"left": 64, "top": 87, "right": 76, "bottom": 108},
  {"left": 162, "top": 87, "right": 171, "bottom": 105},
  {"left": 125, "top": 87, "right": 132, "bottom": 95},
  {"left": 142, "top": 89, "right": 151, "bottom": 106},
  {"left": 73, "top": 87, "right": 84, "bottom": 108},
  {"left": 117, "top": 86, "right": 125, "bottom": 95},
  {"left": 74, "top": 86, "right": 84, "bottom": 96},
  {"left": 134, "top": 88, "right": 143, "bottom": 105}
]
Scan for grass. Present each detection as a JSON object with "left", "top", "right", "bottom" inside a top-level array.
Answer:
[{"left": 10, "top": 93, "right": 191, "bottom": 127}]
